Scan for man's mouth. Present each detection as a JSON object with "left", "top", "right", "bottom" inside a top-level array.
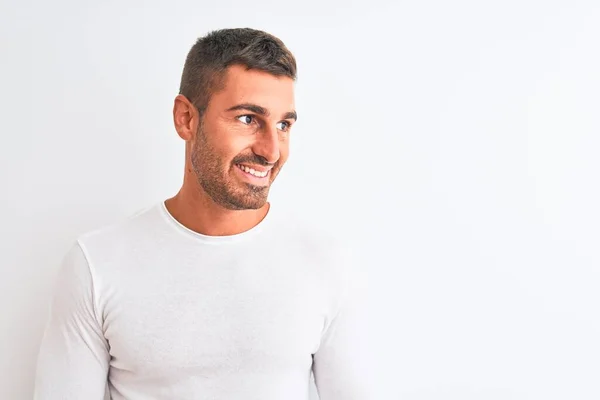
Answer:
[{"left": 235, "top": 163, "right": 271, "bottom": 178}]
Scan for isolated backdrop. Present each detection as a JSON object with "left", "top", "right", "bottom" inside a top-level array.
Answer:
[{"left": 1, "top": 0, "right": 599, "bottom": 399}]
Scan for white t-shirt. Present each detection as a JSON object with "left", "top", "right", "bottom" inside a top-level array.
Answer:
[{"left": 34, "top": 201, "right": 378, "bottom": 399}]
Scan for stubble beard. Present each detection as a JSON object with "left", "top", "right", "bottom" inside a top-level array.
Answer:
[{"left": 190, "top": 125, "right": 273, "bottom": 210}]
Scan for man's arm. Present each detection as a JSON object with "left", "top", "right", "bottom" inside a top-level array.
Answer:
[
  {"left": 312, "top": 247, "right": 381, "bottom": 399},
  {"left": 34, "top": 242, "right": 109, "bottom": 399}
]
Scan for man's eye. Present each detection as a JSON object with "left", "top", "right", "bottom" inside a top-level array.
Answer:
[
  {"left": 237, "top": 115, "right": 254, "bottom": 125},
  {"left": 277, "top": 121, "right": 291, "bottom": 131}
]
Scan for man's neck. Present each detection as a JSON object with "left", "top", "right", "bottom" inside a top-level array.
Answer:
[{"left": 164, "top": 188, "right": 270, "bottom": 237}]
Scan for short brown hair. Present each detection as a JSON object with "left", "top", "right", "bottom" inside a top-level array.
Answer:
[{"left": 179, "top": 28, "right": 297, "bottom": 117}]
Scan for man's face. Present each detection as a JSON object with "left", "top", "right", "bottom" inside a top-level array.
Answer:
[{"left": 190, "top": 65, "right": 296, "bottom": 210}]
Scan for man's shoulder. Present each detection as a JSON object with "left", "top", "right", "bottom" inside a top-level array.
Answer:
[
  {"left": 270, "top": 208, "right": 340, "bottom": 242},
  {"left": 270, "top": 207, "right": 366, "bottom": 299},
  {"left": 75, "top": 202, "right": 163, "bottom": 257},
  {"left": 269, "top": 206, "right": 359, "bottom": 265}
]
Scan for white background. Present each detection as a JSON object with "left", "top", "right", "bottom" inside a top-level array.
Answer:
[{"left": 1, "top": 0, "right": 599, "bottom": 399}]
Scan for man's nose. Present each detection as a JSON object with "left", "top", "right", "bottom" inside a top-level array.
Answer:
[{"left": 251, "top": 125, "right": 280, "bottom": 164}]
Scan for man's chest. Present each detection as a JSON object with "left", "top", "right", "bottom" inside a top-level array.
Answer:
[{"left": 100, "top": 260, "right": 330, "bottom": 377}]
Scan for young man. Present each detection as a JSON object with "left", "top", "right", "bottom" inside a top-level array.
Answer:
[{"left": 34, "top": 28, "right": 377, "bottom": 399}]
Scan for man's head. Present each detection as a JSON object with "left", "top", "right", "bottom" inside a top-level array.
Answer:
[{"left": 173, "top": 28, "right": 297, "bottom": 210}]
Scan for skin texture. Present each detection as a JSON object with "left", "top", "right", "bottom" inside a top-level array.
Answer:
[{"left": 165, "top": 64, "right": 296, "bottom": 236}]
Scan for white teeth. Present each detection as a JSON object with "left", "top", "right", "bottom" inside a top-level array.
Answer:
[{"left": 238, "top": 164, "right": 268, "bottom": 178}]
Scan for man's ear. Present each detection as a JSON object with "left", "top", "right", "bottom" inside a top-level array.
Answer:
[{"left": 173, "top": 94, "right": 199, "bottom": 141}]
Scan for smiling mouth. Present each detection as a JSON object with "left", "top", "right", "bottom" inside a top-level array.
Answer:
[{"left": 235, "top": 163, "right": 271, "bottom": 178}]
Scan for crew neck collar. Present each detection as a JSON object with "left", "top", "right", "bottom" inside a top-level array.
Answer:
[{"left": 159, "top": 200, "right": 273, "bottom": 244}]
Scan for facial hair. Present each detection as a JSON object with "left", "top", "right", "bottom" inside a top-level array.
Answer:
[{"left": 190, "top": 124, "right": 279, "bottom": 210}]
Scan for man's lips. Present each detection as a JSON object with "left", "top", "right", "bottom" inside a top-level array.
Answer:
[{"left": 235, "top": 163, "right": 272, "bottom": 178}]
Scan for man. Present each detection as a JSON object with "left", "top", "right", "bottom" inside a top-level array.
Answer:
[{"left": 34, "top": 28, "right": 377, "bottom": 399}]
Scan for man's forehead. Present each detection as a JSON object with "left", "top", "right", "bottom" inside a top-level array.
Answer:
[{"left": 217, "top": 66, "right": 295, "bottom": 111}]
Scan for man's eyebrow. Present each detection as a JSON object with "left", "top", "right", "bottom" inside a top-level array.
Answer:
[
  {"left": 226, "top": 103, "right": 268, "bottom": 116},
  {"left": 283, "top": 111, "right": 298, "bottom": 121},
  {"left": 226, "top": 103, "right": 297, "bottom": 121}
]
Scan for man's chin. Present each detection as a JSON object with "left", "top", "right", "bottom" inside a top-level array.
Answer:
[
  {"left": 241, "top": 194, "right": 269, "bottom": 210},
  {"left": 222, "top": 200, "right": 267, "bottom": 211},
  {"left": 222, "top": 190, "right": 269, "bottom": 211}
]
